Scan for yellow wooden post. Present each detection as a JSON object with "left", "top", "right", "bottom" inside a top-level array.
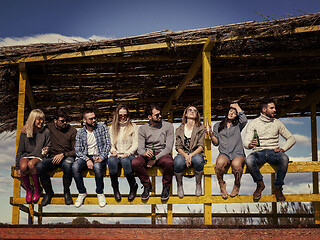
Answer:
[
  {"left": 202, "top": 39, "right": 213, "bottom": 225},
  {"left": 311, "top": 101, "right": 320, "bottom": 224},
  {"left": 12, "top": 63, "right": 28, "bottom": 224},
  {"left": 151, "top": 176, "right": 156, "bottom": 224},
  {"left": 167, "top": 109, "right": 174, "bottom": 225}
]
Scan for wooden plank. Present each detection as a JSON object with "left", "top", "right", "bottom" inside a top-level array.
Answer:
[
  {"left": 203, "top": 44, "right": 212, "bottom": 225},
  {"left": 11, "top": 193, "right": 320, "bottom": 205}
]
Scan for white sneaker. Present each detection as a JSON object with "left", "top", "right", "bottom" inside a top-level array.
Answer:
[
  {"left": 74, "top": 193, "right": 87, "bottom": 208},
  {"left": 97, "top": 194, "right": 106, "bottom": 208}
]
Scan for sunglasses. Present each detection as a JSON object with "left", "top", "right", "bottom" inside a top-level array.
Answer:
[
  {"left": 154, "top": 113, "right": 161, "bottom": 118},
  {"left": 187, "top": 108, "right": 198, "bottom": 113},
  {"left": 119, "top": 114, "right": 128, "bottom": 118},
  {"left": 88, "top": 117, "right": 97, "bottom": 121},
  {"left": 58, "top": 119, "right": 67, "bottom": 123}
]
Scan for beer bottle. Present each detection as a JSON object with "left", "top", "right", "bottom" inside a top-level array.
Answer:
[
  {"left": 151, "top": 144, "right": 156, "bottom": 160},
  {"left": 253, "top": 130, "right": 260, "bottom": 147}
]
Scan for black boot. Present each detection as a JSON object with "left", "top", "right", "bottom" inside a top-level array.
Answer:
[
  {"left": 126, "top": 173, "right": 138, "bottom": 201},
  {"left": 110, "top": 174, "right": 121, "bottom": 202},
  {"left": 63, "top": 176, "right": 73, "bottom": 205},
  {"left": 41, "top": 178, "right": 54, "bottom": 206}
]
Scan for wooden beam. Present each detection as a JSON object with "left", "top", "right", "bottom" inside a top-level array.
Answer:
[
  {"left": 2, "top": 24, "right": 319, "bottom": 65},
  {"left": 35, "top": 55, "right": 193, "bottom": 65}
]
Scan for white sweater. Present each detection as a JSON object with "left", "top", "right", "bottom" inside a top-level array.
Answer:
[
  {"left": 109, "top": 122, "right": 138, "bottom": 156},
  {"left": 244, "top": 114, "right": 296, "bottom": 152}
]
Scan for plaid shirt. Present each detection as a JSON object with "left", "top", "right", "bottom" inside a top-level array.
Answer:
[{"left": 75, "top": 122, "right": 111, "bottom": 161}]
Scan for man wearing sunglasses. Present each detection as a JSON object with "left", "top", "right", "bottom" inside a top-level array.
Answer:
[
  {"left": 132, "top": 104, "right": 174, "bottom": 201},
  {"left": 72, "top": 108, "right": 111, "bottom": 208},
  {"left": 36, "top": 110, "right": 77, "bottom": 206}
]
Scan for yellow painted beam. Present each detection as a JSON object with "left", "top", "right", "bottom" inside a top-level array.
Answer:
[
  {"left": 202, "top": 40, "right": 213, "bottom": 225},
  {"left": 1, "top": 39, "right": 206, "bottom": 64},
  {"left": 162, "top": 53, "right": 202, "bottom": 115},
  {"left": 11, "top": 161, "right": 320, "bottom": 178},
  {"left": 11, "top": 193, "right": 320, "bottom": 205},
  {"left": 2, "top": 24, "right": 320, "bottom": 65}
]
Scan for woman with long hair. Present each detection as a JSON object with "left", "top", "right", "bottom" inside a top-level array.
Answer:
[
  {"left": 174, "top": 106, "right": 205, "bottom": 198},
  {"left": 16, "top": 109, "right": 51, "bottom": 203},
  {"left": 108, "top": 104, "right": 138, "bottom": 202},
  {"left": 206, "top": 103, "right": 247, "bottom": 199}
]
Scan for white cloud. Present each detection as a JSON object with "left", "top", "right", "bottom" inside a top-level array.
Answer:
[
  {"left": 0, "top": 33, "right": 110, "bottom": 47},
  {"left": 292, "top": 134, "right": 310, "bottom": 146},
  {"left": 280, "top": 118, "right": 304, "bottom": 125}
]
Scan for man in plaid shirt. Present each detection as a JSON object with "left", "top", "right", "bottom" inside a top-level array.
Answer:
[{"left": 72, "top": 108, "right": 111, "bottom": 208}]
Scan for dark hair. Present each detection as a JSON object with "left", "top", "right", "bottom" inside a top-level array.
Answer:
[
  {"left": 218, "top": 107, "right": 239, "bottom": 132},
  {"left": 260, "top": 98, "right": 274, "bottom": 111},
  {"left": 82, "top": 108, "right": 94, "bottom": 118},
  {"left": 145, "top": 104, "right": 161, "bottom": 117},
  {"left": 53, "top": 110, "right": 68, "bottom": 121}
]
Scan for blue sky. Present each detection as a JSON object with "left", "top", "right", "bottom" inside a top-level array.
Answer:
[{"left": 0, "top": 0, "right": 320, "bottom": 224}]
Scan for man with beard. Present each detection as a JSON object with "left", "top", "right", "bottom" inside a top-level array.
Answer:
[
  {"left": 72, "top": 108, "right": 111, "bottom": 208},
  {"left": 132, "top": 104, "right": 174, "bottom": 201},
  {"left": 244, "top": 98, "right": 296, "bottom": 202},
  {"left": 36, "top": 110, "right": 77, "bottom": 206}
]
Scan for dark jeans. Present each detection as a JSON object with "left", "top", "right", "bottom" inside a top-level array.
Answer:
[
  {"left": 72, "top": 156, "right": 106, "bottom": 194},
  {"left": 174, "top": 154, "right": 205, "bottom": 173},
  {"left": 36, "top": 156, "right": 74, "bottom": 190},
  {"left": 245, "top": 149, "right": 289, "bottom": 188},
  {"left": 132, "top": 154, "right": 174, "bottom": 187},
  {"left": 108, "top": 155, "right": 134, "bottom": 175}
]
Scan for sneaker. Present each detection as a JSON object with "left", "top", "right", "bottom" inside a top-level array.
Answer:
[
  {"left": 253, "top": 181, "right": 265, "bottom": 200},
  {"left": 74, "top": 193, "right": 87, "bottom": 208},
  {"left": 97, "top": 194, "right": 106, "bottom": 207},
  {"left": 274, "top": 187, "right": 286, "bottom": 202},
  {"left": 161, "top": 185, "right": 171, "bottom": 201},
  {"left": 141, "top": 184, "right": 152, "bottom": 200}
]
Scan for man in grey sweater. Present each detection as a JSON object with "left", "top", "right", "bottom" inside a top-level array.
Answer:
[
  {"left": 132, "top": 104, "right": 174, "bottom": 201},
  {"left": 244, "top": 98, "right": 296, "bottom": 202}
]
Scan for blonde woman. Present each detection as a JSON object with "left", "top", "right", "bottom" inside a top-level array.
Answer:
[
  {"left": 174, "top": 106, "right": 205, "bottom": 198},
  {"left": 108, "top": 104, "right": 138, "bottom": 202},
  {"left": 16, "top": 109, "right": 51, "bottom": 203}
]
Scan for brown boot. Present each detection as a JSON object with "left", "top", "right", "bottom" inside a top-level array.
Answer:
[
  {"left": 253, "top": 180, "right": 265, "bottom": 200},
  {"left": 274, "top": 187, "right": 286, "bottom": 202},
  {"left": 216, "top": 167, "right": 228, "bottom": 199},
  {"left": 230, "top": 170, "right": 242, "bottom": 197}
]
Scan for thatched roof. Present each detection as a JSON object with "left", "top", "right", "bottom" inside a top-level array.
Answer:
[{"left": 1, "top": 12, "right": 320, "bottom": 133}]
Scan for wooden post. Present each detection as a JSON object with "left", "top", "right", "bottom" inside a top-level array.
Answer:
[
  {"left": 167, "top": 109, "right": 174, "bottom": 225},
  {"left": 271, "top": 174, "right": 278, "bottom": 224},
  {"left": 202, "top": 40, "right": 213, "bottom": 225},
  {"left": 151, "top": 176, "right": 156, "bottom": 224},
  {"left": 12, "top": 63, "right": 28, "bottom": 224},
  {"left": 311, "top": 101, "right": 320, "bottom": 224}
]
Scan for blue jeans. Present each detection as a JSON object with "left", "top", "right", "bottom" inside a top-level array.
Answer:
[
  {"left": 245, "top": 149, "right": 289, "bottom": 188},
  {"left": 37, "top": 156, "right": 74, "bottom": 189},
  {"left": 174, "top": 154, "right": 205, "bottom": 173},
  {"left": 108, "top": 155, "right": 134, "bottom": 175},
  {"left": 72, "top": 156, "right": 106, "bottom": 194}
]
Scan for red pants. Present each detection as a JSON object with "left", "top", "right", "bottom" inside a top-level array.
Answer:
[{"left": 132, "top": 154, "right": 174, "bottom": 187}]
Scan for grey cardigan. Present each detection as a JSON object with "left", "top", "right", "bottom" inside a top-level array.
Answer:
[
  {"left": 175, "top": 123, "right": 205, "bottom": 156},
  {"left": 15, "top": 128, "right": 51, "bottom": 170}
]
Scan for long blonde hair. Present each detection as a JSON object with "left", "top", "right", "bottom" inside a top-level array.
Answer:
[
  {"left": 25, "top": 109, "right": 45, "bottom": 138},
  {"left": 111, "top": 104, "right": 134, "bottom": 145}
]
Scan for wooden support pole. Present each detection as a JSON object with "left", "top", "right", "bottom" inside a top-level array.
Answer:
[
  {"left": 271, "top": 174, "right": 278, "bottom": 225},
  {"left": 12, "top": 63, "right": 28, "bottom": 224},
  {"left": 167, "top": 109, "right": 174, "bottom": 225},
  {"left": 202, "top": 39, "right": 213, "bottom": 225},
  {"left": 151, "top": 176, "right": 156, "bottom": 225},
  {"left": 311, "top": 101, "right": 320, "bottom": 224}
]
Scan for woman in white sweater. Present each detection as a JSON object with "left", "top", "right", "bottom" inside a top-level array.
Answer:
[{"left": 108, "top": 104, "right": 138, "bottom": 202}]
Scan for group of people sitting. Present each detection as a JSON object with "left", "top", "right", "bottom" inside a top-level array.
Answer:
[{"left": 15, "top": 98, "right": 295, "bottom": 208}]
